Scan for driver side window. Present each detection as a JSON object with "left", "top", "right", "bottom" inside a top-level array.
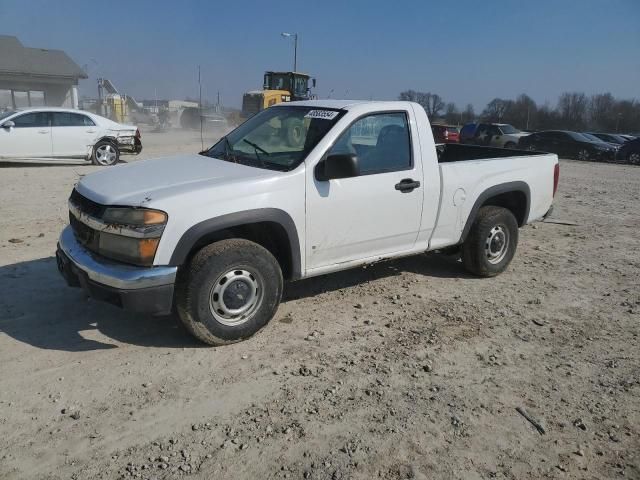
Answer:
[{"left": 328, "top": 112, "right": 412, "bottom": 175}]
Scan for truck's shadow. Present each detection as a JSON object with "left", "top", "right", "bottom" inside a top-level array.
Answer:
[{"left": 0, "top": 253, "right": 468, "bottom": 352}]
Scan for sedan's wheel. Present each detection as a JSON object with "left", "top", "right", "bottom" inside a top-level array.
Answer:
[
  {"left": 463, "top": 206, "right": 518, "bottom": 277},
  {"left": 504, "top": 142, "right": 516, "bottom": 149},
  {"left": 176, "top": 239, "right": 283, "bottom": 345},
  {"left": 527, "top": 144, "right": 537, "bottom": 151},
  {"left": 628, "top": 152, "right": 640, "bottom": 165},
  {"left": 92, "top": 140, "right": 120, "bottom": 166},
  {"left": 577, "top": 149, "right": 590, "bottom": 161}
]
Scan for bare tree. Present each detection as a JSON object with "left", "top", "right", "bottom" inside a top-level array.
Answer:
[
  {"left": 462, "top": 104, "right": 475, "bottom": 124},
  {"left": 481, "top": 98, "right": 513, "bottom": 123},
  {"left": 398, "top": 90, "right": 419, "bottom": 102},
  {"left": 503, "top": 94, "right": 537, "bottom": 130},
  {"left": 422, "top": 93, "right": 445, "bottom": 118},
  {"left": 444, "top": 102, "right": 458, "bottom": 125},
  {"left": 398, "top": 90, "right": 445, "bottom": 118},
  {"left": 557, "top": 92, "right": 588, "bottom": 130},
  {"left": 589, "top": 93, "right": 616, "bottom": 131}
]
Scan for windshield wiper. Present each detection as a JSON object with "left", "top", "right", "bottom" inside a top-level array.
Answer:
[
  {"left": 223, "top": 136, "right": 238, "bottom": 163},
  {"left": 243, "top": 139, "right": 269, "bottom": 167}
]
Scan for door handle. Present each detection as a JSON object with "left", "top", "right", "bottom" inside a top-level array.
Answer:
[
  {"left": 86, "top": 130, "right": 96, "bottom": 133},
  {"left": 38, "top": 130, "right": 49, "bottom": 134},
  {"left": 395, "top": 178, "right": 421, "bottom": 193}
]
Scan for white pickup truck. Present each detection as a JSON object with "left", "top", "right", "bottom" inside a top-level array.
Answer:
[{"left": 56, "top": 100, "right": 559, "bottom": 345}]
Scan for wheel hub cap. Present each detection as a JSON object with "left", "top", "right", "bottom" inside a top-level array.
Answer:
[
  {"left": 96, "top": 145, "right": 116, "bottom": 164},
  {"left": 485, "top": 225, "right": 509, "bottom": 264},
  {"left": 209, "top": 269, "right": 262, "bottom": 326}
]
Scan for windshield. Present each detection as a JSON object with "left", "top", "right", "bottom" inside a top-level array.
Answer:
[
  {"left": 201, "top": 106, "right": 345, "bottom": 171},
  {"left": 499, "top": 124, "right": 519, "bottom": 134},
  {"left": 0, "top": 110, "right": 16, "bottom": 122},
  {"left": 581, "top": 133, "right": 605, "bottom": 143},
  {"left": 566, "top": 131, "right": 592, "bottom": 142}
]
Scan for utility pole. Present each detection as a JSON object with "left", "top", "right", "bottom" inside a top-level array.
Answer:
[{"left": 281, "top": 32, "right": 298, "bottom": 71}]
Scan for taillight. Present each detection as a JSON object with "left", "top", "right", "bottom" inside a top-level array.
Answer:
[
  {"left": 553, "top": 163, "right": 560, "bottom": 197},
  {"left": 444, "top": 130, "right": 449, "bottom": 140},
  {"left": 135, "top": 128, "right": 141, "bottom": 139}
]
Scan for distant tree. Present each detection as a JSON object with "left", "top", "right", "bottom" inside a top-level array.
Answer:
[
  {"left": 461, "top": 104, "right": 475, "bottom": 124},
  {"left": 423, "top": 93, "right": 445, "bottom": 118},
  {"left": 398, "top": 90, "right": 419, "bottom": 102},
  {"left": 398, "top": 90, "right": 445, "bottom": 118},
  {"left": 444, "top": 102, "right": 459, "bottom": 125},
  {"left": 557, "top": 92, "right": 588, "bottom": 130},
  {"left": 481, "top": 98, "right": 513, "bottom": 123},
  {"left": 589, "top": 93, "right": 616, "bottom": 131},
  {"left": 536, "top": 103, "right": 562, "bottom": 130},
  {"left": 505, "top": 94, "right": 537, "bottom": 130}
]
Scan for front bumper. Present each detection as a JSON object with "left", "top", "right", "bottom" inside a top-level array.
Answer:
[{"left": 56, "top": 226, "right": 176, "bottom": 315}]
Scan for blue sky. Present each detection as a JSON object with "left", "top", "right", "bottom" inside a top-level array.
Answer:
[{"left": 1, "top": 0, "right": 638, "bottom": 110}]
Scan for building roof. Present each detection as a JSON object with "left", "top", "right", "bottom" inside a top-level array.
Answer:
[{"left": 0, "top": 35, "right": 88, "bottom": 80}]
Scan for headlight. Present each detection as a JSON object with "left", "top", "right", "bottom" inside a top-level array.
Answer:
[
  {"left": 102, "top": 207, "right": 167, "bottom": 226},
  {"left": 98, "top": 207, "right": 167, "bottom": 266},
  {"left": 98, "top": 232, "right": 160, "bottom": 266}
]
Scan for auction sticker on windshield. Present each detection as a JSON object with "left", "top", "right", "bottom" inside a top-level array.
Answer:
[{"left": 304, "top": 110, "right": 339, "bottom": 120}]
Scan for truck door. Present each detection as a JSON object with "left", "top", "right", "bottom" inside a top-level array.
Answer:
[{"left": 305, "top": 111, "right": 423, "bottom": 269}]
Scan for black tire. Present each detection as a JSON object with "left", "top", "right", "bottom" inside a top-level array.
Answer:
[
  {"left": 462, "top": 206, "right": 518, "bottom": 277},
  {"left": 176, "top": 239, "right": 283, "bottom": 345},
  {"left": 92, "top": 140, "right": 120, "bottom": 166},
  {"left": 628, "top": 151, "right": 640, "bottom": 166},
  {"left": 576, "top": 148, "right": 590, "bottom": 162},
  {"left": 504, "top": 142, "right": 516, "bottom": 149}
]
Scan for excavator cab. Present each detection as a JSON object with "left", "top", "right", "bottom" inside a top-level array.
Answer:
[{"left": 242, "top": 71, "right": 316, "bottom": 118}]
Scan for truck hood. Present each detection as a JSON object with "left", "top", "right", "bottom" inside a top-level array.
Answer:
[{"left": 76, "top": 154, "right": 278, "bottom": 206}]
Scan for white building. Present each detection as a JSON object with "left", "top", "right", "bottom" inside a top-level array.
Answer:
[{"left": 0, "top": 35, "right": 87, "bottom": 111}]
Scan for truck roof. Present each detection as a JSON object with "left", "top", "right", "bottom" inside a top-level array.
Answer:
[{"left": 281, "top": 99, "right": 410, "bottom": 110}]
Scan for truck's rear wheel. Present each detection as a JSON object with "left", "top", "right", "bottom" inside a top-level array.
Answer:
[
  {"left": 176, "top": 239, "right": 283, "bottom": 345},
  {"left": 462, "top": 206, "right": 518, "bottom": 277}
]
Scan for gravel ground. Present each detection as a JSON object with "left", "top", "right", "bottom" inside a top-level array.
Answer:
[{"left": 0, "top": 131, "right": 638, "bottom": 479}]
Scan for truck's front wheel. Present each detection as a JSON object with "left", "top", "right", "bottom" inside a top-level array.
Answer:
[
  {"left": 462, "top": 206, "right": 518, "bottom": 277},
  {"left": 176, "top": 239, "right": 283, "bottom": 345}
]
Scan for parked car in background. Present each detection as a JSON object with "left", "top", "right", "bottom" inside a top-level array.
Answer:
[
  {"left": 0, "top": 108, "right": 142, "bottom": 166},
  {"left": 460, "top": 122, "right": 530, "bottom": 149},
  {"left": 587, "top": 132, "right": 629, "bottom": 145},
  {"left": 616, "top": 137, "right": 640, "bottom": 165},
  {"left": 431, "top": 124, "right": 460, "bottom": 143},
  {"left": 518, "top": 130, "right": 617, "bottom": 162},
  {"left": 459, "top": 122, "right": 477, "bottom": 144}
]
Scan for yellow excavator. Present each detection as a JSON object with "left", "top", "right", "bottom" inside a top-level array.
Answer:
[{"left": 242, "top": 71, "right": 316, "bottom": 118}]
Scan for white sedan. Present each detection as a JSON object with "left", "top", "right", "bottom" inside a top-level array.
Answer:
[{"left": 0, "top": 108, "right": 142, "bottom": 166}]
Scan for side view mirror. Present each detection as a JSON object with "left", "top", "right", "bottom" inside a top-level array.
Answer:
[
  {"left": 316, "top": 153, "right": 359, "bottom": 181},
  {"left": 2, "top": 120, "right": 15, "bottom": 129}
]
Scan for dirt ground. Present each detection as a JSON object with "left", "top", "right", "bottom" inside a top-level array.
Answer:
[{"left": 0, "top": 130, "right": 638, "bottom": 480}]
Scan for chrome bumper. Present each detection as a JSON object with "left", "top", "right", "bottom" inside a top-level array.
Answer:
[{"left": 57, "top": 225, "right": 177, "bottom": 290}]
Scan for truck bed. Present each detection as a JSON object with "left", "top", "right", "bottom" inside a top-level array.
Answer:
[{"left": 436, "top": 143, "right": 546, "bottom": 163}]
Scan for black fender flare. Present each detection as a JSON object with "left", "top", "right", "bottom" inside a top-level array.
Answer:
[
  {"left": 459, "top": 181, "right": 531, "bottom": 243},
  {"left": 169, "top": 208, "right": 302, "bottom": 279}
]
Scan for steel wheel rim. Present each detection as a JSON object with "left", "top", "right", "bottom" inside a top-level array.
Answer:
[
  {"left": 209, "top": 267, "right": 263, "bottom": 326},
  {"left": 629, "top": 152, "right": 640, "bottom": 165},
  {"left": 577, "top": 149, "right": 589, "bottom": 161},
  {"left": 96, "top": 144, "right": 117, "bottom": 165},
  {"left": 485, "top": 225, "right": 509, "bottom": 265}
]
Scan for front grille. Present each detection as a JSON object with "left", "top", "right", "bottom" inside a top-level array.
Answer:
[
  {"left": 70, "top": 189, "right": 106, "bottom": 218},
  {"left": 242, "top": 94, "right": 262, "bottom": 117},
  {"left": 69, "top": 189, "right": 104, "bottom": 254}
]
